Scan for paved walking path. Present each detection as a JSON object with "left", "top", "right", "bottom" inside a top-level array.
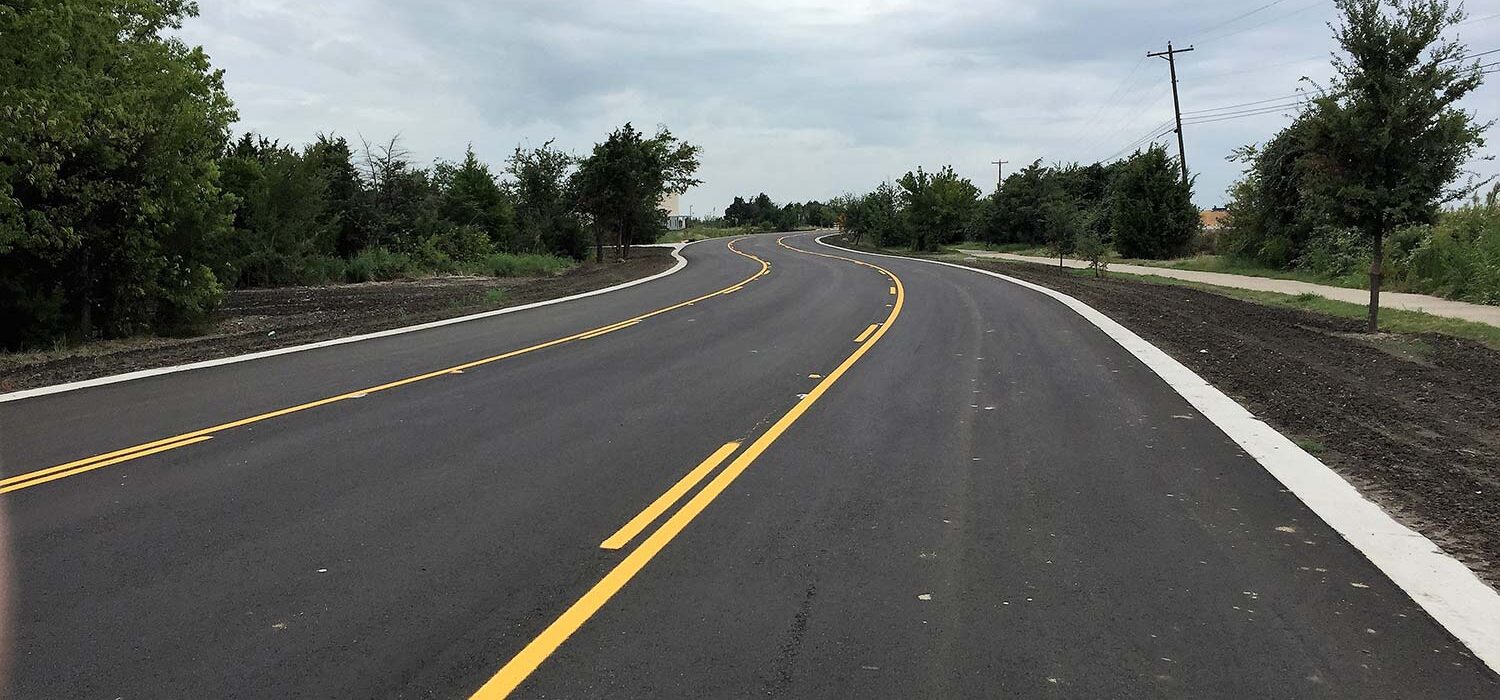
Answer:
[{"left": 959, "top": 251, "right": 1500, "bottom": 328}]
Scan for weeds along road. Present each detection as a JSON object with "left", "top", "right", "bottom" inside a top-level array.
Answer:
[{"left": 1, "top": 232, "right": 1494, "bottom": 697}]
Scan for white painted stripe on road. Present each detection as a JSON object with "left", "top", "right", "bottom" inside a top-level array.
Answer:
[
  {"left": 1, "top": 244, "right": 693, "bottom": 403},
  {"left": 817, "top": 233, "right": 1500, "bottom": 674}
]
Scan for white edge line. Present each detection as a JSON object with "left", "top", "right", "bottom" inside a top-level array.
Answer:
[
  {"left": 815, "top": 233, "right": 1500, "bottom": 673},
  {"left": 1, "top": 243, "right": 694, "bottom": 403}
]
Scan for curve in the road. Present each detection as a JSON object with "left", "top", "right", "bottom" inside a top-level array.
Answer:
[
  {"left": 1, "top": 239, "right": 771, "bottom": 496},
  {"left": 469, "top": 234, "right": 906, "bottom": 699},
  {"left": 818, "top": 233, "right": 1500, "bottom": 676}
]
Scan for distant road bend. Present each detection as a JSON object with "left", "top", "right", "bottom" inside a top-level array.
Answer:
[{"left": 2, "top": 232, "right": 1494, "bottom": 697}]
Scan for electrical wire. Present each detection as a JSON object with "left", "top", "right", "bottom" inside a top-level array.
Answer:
[
  {"left": 1181, "top": 102, "right": 1310, "bottom": 125},
  {"left": 1196, "top": 0, "right": 1329, "bottom": 44},
  {"left": 1186, "top": 0, "right": 1292, "bottom": 40},
  {"left": 1182, "top": 92, "right": 1309, "bottom": 115}
]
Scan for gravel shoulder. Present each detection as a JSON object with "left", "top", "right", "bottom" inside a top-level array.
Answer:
[
  {"left": 0, "top": 249, "right": 675, "bottom": 394},
  {"left": 854, "top": 241, "right": 1500, "bottom": 589}
]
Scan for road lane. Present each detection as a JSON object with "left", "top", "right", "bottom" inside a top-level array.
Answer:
[
  {"left": 1, "top": 231, "right": 1494, "bottom": 698},
  {"left": 2, "top": 233, "right": 898, "bottom": 697},
  {"left": 512, "top": 233, "right": 1498, "bottom": 698}
]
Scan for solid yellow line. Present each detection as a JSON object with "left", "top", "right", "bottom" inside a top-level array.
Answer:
[
  {"left": 470, "top": 234, "right": 904, "bottom": 699},
  {"left": 4, "top": 239, "right": 772, "bottom": 494},
  {"left": 598, "top": 441, "right": 741, "bottom": 550},
  {"left": 577, "top": 320, "right": 640, "bottom": 341},
  {"left": 0, "top": 436, "right": 214, "bottom": 494},
  {"left": 853, "top": 323, "right": 879, "bottom": 343}
]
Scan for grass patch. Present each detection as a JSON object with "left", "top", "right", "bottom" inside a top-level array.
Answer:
[
  {"left": 944, "top": 241, "right": 1049, "bottom": 255},
  {"left": 462, "top": 253, "right": 574, "bottom": 278},
  {"left": 1117, "top": 254, "right": 1371, "bottom": 289},
  {"left": 1094, "top": 268, "right": 1500, "bottom": 348}
]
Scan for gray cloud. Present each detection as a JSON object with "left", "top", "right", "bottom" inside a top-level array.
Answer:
[{"left": 180, "top": 0, "right": 1499, "bottom": 214}]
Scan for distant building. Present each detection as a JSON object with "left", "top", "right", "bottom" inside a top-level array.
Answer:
[
  {"left": 660, "top": 192, "right": 689, "bottom": 231},
  {"left": 1200, "top": 207, "right": 1229, "bottom": 231}
]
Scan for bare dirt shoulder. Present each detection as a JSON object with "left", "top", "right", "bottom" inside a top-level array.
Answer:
[
  {"left": 859, "top": 241, "right": 1500, "bottom": 589},
  {"left": 1, "top": 248, "right": 675, "bottom": 394}
]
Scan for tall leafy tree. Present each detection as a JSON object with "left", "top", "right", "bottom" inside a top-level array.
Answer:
[
  {"left": 508, "top": 141, "right": 586, "bottom": 258},
  {"left": 572, "top": 123, "right": 701, "bottom": 262},
  {"left": 435, "top": 145, "right": 515, "bottom": 250},
  {"left": 0, "top": 0, "right": 236, "bottom": 347},
  {"left": 1303, "top": 0, "right": 1490, "bottom": 331},
  {"left": 1109, "top": 146, "right": 1200, "bottom": 259},
  {"left": 218, "top": 134, "right": 332, "bottom": 286},
  {"left": 306, "top": 134, "right": 371, "bottom": 257},
  {"left": 897, "top": 165, "right": 979, "bottom": 251}
]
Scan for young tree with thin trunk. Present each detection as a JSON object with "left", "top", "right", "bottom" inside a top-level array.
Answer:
[{"left": 1305, "top": 0, "right": 1490, "bottom": 332}]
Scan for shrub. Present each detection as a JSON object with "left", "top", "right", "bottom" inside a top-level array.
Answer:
[
  {"left": 1075, "top": 229, "right": 1109, "bottom": 277},
  {"left": 428, "top": 224, "right": 494, "bottom": 262},
  {"left": 345, "top": 247, "right": 414, "bottom": 283},
  {"left": 1109, "top": 146, "right": 1200, "bottom": 259}
]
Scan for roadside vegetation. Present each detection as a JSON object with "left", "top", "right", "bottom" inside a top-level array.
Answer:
[
  {"left": 0, "top": 2, "right": 699, "bottom": 352},
  {"left": 829, "top": 0, "right": 1493, "bottom": 329}
]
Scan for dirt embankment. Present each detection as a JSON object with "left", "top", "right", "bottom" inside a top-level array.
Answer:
[
  {"left": 941, "top": 256, "right": 1500, "bottom": 588},
  {"left": 0, "top": 249, "right": 675, "bottom": 393}
]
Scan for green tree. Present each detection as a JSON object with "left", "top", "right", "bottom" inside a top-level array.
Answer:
[
  {"left": 1223, "top": 115, "right": 1330, "bottom": 268},
  {"left": 508, "top": 140, "right": 586, "bottom": 258},
  {"left": 897, "top": 165, "right": 979, "bottom": 251},
  {"left": 218, "top": 134, "right": 333, "bottom": 286},
  {"left": 1303, "top": 0, "right": 1490, "bottom": 331},
  {"left": 572, "top": 123, "right": 701, "bottom": 262},
  {"left": 435, "top": 145, "right": 514, "bottom": 252},
  {"left": 0, "top": 0, "right": 236, "bottom": 348},
  {"left": 1109, "top": 146, "right": 1200, "bottom": 259},
  {"left": 306, "top": 134, "right": 370, "bottom": 257}
]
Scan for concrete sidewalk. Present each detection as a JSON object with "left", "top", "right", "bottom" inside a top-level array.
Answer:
[{"left": 957, "top": 250, "right": 1500, "bottom": 329}]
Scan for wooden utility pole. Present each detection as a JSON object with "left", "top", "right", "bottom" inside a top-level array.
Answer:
[
  {"left": 1147, "top": 42, "right": 1193, "bottom": 184},
  {"left": 991, "top": 158, "right": 1008, "bottom": 189}
]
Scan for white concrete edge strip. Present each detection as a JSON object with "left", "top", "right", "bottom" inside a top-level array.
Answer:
[
  {"left": 816, "top": 234, "right": 1500, "bottom": 673},
  {"left": 0, "top": 243, "right": 693, "bottom": 403}
]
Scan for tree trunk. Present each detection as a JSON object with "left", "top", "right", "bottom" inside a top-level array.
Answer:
[
  {"left": 1367, "top": 226, "right": 1384, "bottom": 333},
  {"left": 594, "top": 226, "right": 604, "bottom": 264}
]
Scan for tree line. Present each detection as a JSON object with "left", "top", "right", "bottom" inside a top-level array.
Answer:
[
  {"left": 0, "top": 1, "right": 698, "bottom": 350},
  {"left": 836, "top": 149, "right": 1199, "bottom": 267},
  {"left": 721, "top": 193, "right": 838, "bottom": 230},
  {"left": 839, "top": 0, "right": 1492, "bottom": 330}
]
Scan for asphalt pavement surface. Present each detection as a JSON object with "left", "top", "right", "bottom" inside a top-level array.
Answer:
[{"left": 1, "top": 232, "right": 1494, "bottom": 698}]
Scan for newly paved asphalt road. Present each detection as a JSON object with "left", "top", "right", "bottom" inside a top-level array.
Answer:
[{"left": 1, "top": 232, "right": 1494, "bottom": 698}]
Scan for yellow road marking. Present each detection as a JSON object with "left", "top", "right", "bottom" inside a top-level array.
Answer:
[
  {"left": 0, "top": 436, "right": 214, "bottom": 494},
  {"left": 889, "top": 286, "right": 896, "bottom": 295},
  {"left": 4, "top": 239, "right": 772, "bottom": 495},
  {"left": 469, "top": 233, "right": 904, "bottom": 699},
  {"left": 853, "top": 323, "right": 879, "bottom": 343},
  {"left": 577, "top": 320, "right": 640, "bottom": 341},
  {"left": 598, "top": 441, "right": 742, "bottom": 550}
]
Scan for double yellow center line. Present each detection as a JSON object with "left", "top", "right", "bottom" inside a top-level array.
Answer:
[
  {"left": 2, "top": 239, "right": 772, "bottom": 495},
  {"left": 470, "top": 234, "right": 905, "bottom": 698}
]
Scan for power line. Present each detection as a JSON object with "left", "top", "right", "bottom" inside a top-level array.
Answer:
[
  {"left": 1187, "top": 0, "right": 1292, "bottom": 40},
  {"left": 1079, "top": 73, "right": 1171, "bottom": 161},
  {"left": 1182, "top": 92, "right": 1308, "bottom": 115},
  {"left": 1197, "top": 0, "right": 1328, "bottom": 43},
  {"left": 1458, "top": 10, "right": 1500, "bottom": 26},
  {"left": 1181, "top": 102, "right": 1310, "bottom": 125}
]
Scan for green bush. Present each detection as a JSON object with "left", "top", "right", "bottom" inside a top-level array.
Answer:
[
  {"left": 428, "top": 224, "right": 495, "bottom": 262},
  {"left": 464, "top": 252, "right": 573, "bottom": 278},
  {"left": 344, "top": 247, "right": 414, "bottom": 283}
]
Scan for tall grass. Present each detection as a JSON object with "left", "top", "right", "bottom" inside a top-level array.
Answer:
[{"left": 462, "top": 252, "right": 575, "bottom": 277}]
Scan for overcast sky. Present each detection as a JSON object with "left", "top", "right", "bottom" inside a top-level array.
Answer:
[{"left": 180, "top": 0, "right": 1499, "bottom": 214}]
